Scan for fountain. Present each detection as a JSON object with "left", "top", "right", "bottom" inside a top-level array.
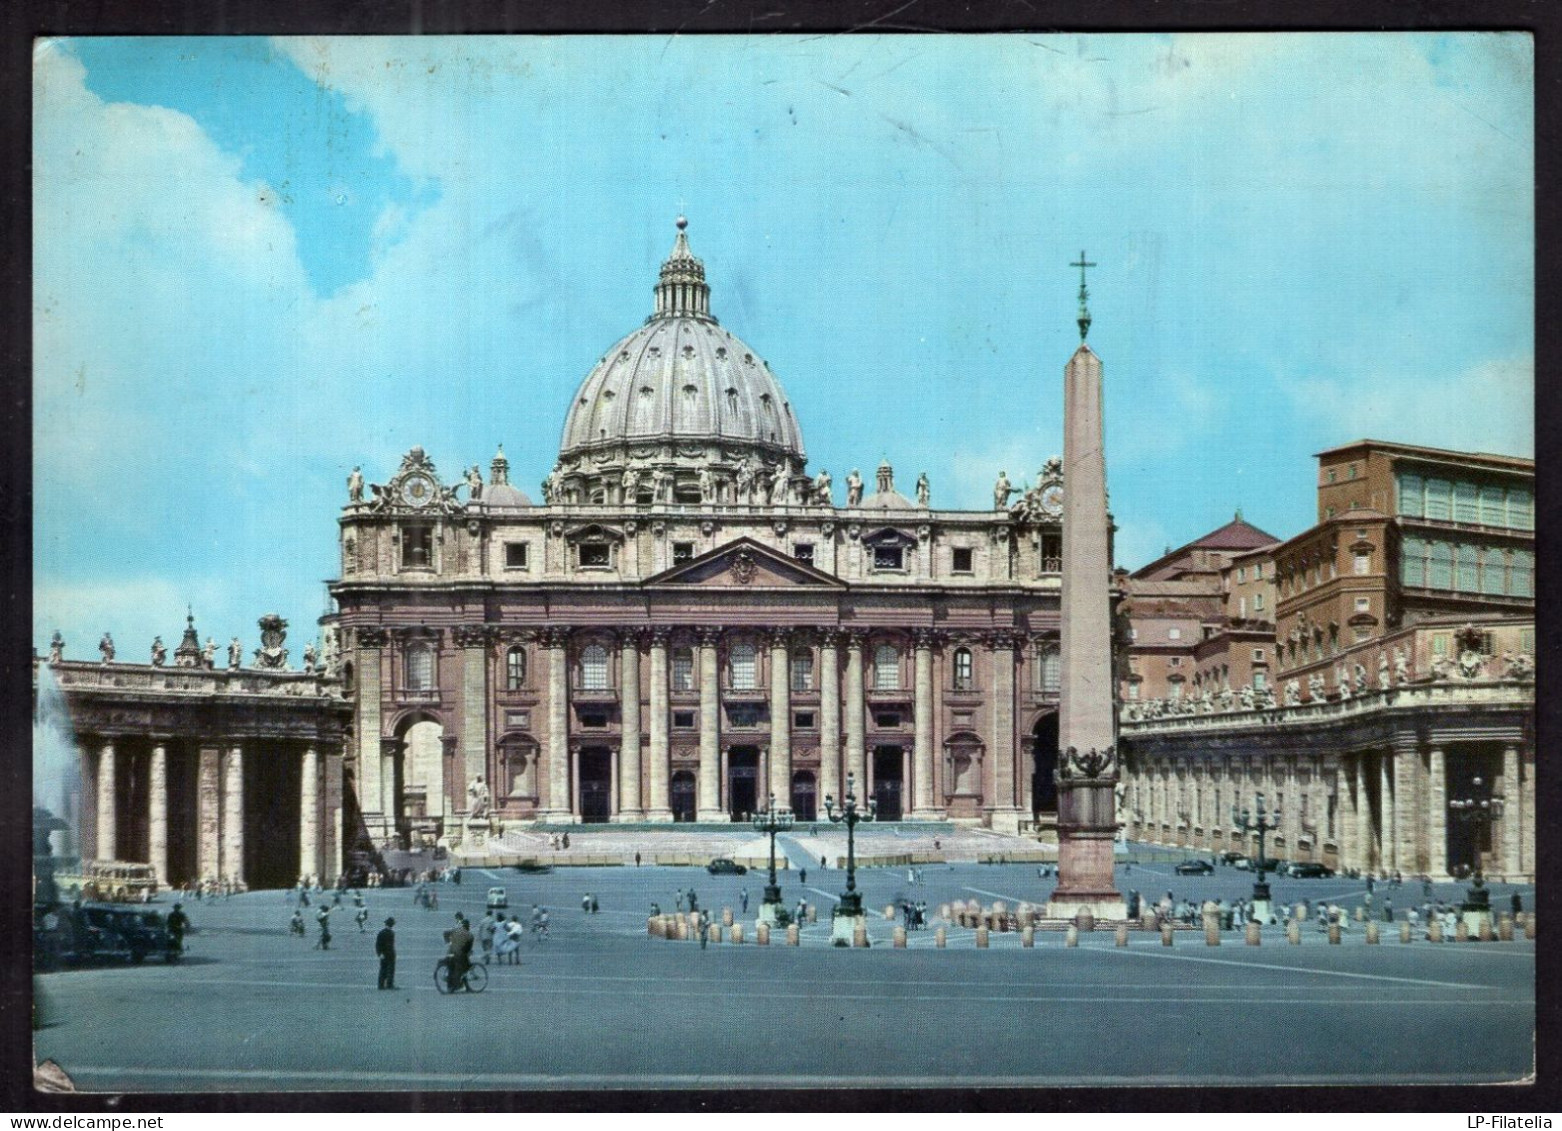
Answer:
[{"left": 33, "top": 661, "right": 82, "bottom": 907}]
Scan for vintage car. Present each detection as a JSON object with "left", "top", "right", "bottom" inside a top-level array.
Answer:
[
  {"left": 706, "top": 858, "right": 748, "bottom": 875},
  {"left": 34, "top": 904, "right": 172, "bottom": 966},
  {"left": 486, "top": 886, "right": 509, "bottom": 911},
  {"left": 52, "top": 861, "right": 159, "bottom": 903}
]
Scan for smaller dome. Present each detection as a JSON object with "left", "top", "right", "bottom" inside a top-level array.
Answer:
[
  {"left": 482, "top": 483, "right": 533, "bottom": 509},
  {"left": 859, "top": 488, "right": 914, "bottom": 510}
]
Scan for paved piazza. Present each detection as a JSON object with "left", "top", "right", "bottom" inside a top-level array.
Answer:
[{"left": 34, "top": 851, "right": 1534, "bottom": 1092}]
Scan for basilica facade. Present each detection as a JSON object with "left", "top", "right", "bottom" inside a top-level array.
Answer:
[{"left": 331, "top": 219, "right": 1087, "bottom": 846}]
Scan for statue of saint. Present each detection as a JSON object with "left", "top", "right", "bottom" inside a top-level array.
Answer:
[
  {"left": 468, "top": 776, "right": 491, "bottom": 819},
  {"left": 698, "top": 465, "right": 714, "bottom": 502},
  {"left": 622, "top": 466, "right": 640, "bottom": 503},
  {"left": 99, "top": 633, "right": 115, "bottom": 663},
  {"left": 993, "top": 470, "right": 1013, "bottom": 510},
  {"left": 540, "top": 472, "right": 554, "bottom": 504},
  {"left": 769, "top": 463, "right": 790, "bottom": 505},
  {"left": 1393, "top": 647, "right": 1409, "bottom": 685},
  {"left": 1308, "top": 673, "right": 1325, "bottom": 701},
  {"left": 48, "top": 631, "right": 64, "bottom": 664},
  {"left": 347, "top": 466, "right": 364, "bottom": 503},
  {"left": 846, "top": 469, "right": 864, "bottom": 507},
  {"left": 303, "top": 641, "right": 318, "bottom": 672},
  {"left": 202, "top": 637, "right": 217, "bottom": 668},
  {"left": 1239, "top": 685, "right": 1255, "bottom": 710},
  {"left": 1377, "top": 652, "right": 1391, "bottom": 689},
  {"left": 1354, "top": 663, "right": 1370, "bottom": 692},
  {"left": 813, "top": 469, "right": 832, "bottom": 506},
  {"left": 1283, "top": 679, "right": 1300, "bottom": 706},
  {"left": 151, "top": 637, "right": 167, "bottom": 667},
  {"left": 228, "top": 636, "right": 243, "bottom": 669},
  {"left": 916, "top": 472, "right": 930, "bottom": 507},
  {"left": 734, "top": 457, "right": 754, "bottom": 503},
  {"left": 652, "top": 467, "right": 672, "bottom": 503},
  {"left": 466, "top": 465, "right": 483, "bottom": 501}
]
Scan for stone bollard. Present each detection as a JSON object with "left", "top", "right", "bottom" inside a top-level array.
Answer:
[
  {"left": 1076, "top": 909, "right": 1096, "bottom": 934},
  {"left": 936, "top": 926, "right": 947, "bottom": 948},
  {"left": 1400, "top": 921, "right": 1412, "bottom": 944},
  {"left": 708, "top": 924, "right": 722, "bottom": 945},
  {"left": 730, "top": 924, "right": 744, "bottom": 945},
  {"left": 1365, "top": 921, "right": 1379, "bottom": 945},
  {"left": 1498, "top": 915, "right": 1514, "bottom": 942},
  {"left": 756, "top": 922, "right": 770, "bottom": 946},
  {"left": 854, "top": 923, "right": 869, "bottom": 948},
  {"left": 1245, "top": 921, "right": 1261, "bottom": 946},
  {"left": 893, "top": 926, "right": 906, "bottom": 948},
  {"left": 884, "top": 905, "right": 895, "bottom": 921},
  {"left": 722, "top": 907, "right": 734, "bottom": 927},
  {"left": 1525, "top": 915, "right": 1536, "bottom": 940},
  {"left": 1456, "top": 920, "right": 1470, "bottom": 943},
  {"left": 1116, "top": 923, "right": 1129, "bottom": 947},
  {"left": 1479, "top": 918, "right": 1494, "bottom": 943},
  {"left": 1022, "top": 925, "right": 1035, "bottom": 948},
  {"left": 938, "top": 903, "right": 951, "bottom": 922},
  {"left": 807, "top": 904, "right": 817, "bottom": 924},
  {"left": 1065, "top": 925, "right": 1079, "bottom": 947},
  {"left": 1206, "top": 921, "right": 1221, "bottom": 946},
  {"left": 1019, "top": 905, "right": 1034, "bottom": 929},
  {"left": 1428, "top": 918, "right": 1443, "bottom": 943},
  {"left": 648, "top": 916, "right": 661, "bottom": 938},
  {"left": 1287, "top": 922, "right": 1301, "bottom": 946},
  {"left": 786, "top": 923, "right": 800, "bottom": 947},
  {"left": 993, "top": 901, "right": 1007, "bottom": 916},
  {"left": 676, "top": 918, "right": 688, "bottom": 941},
  {"left": 1328, "top": 922, "right": 1341, "bottom": 945},
  {"left": 1354, "top": 906, "right": 1366, "bottom": 922},
  {"left": 975, "top": 926, "right": 990, "bottom": 949},
  {"left": 1161, "top": 924, "right": 1174, "bottom": 947}
]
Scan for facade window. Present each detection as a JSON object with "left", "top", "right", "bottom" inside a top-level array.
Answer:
[
  {"left": 726, "top": 703, "right": 763, "bottom": 727},
  {"left": 953, "top": 647, "right": 974, "bottom": 691},
  {"left": 1425, "top": 478, "right": 1452, "bottom": 521},
  {"left": 1253, "top": 593, "right": 1264, "bottom": 612},
  {"left": 793, "top": 543, "right": 815, "bottom": 565},
  {"left": 873, "top": 544, "right": 905, "bottom": 570},
  {"left": 506, "top": 647, "right": 526, "bottom": 690},
  {"left": 1040, "top": 532, "right": 1062, "bottom": 571},
  {"left": 505, "top": 542, "right": 529, "bottom": 570},
  {"left": 1238, "top": 597, "right": 1246, "bottom": 618},
  {"left": 875, "top": 711, "right": 902, "bottom": 728},
  {"left": 1253, "top": 562, "right": 1263, "bottom": 579},
  {"left": 1355, "top": 597, "right": 1370, "bottom": 613},
  {"left": 1397, "top": 472, "right": 1424, "bottom": 517},
  {"left": 790, "top": 651, "right": 813, "bottom": 692},
  {"left": 794, "top": 711, "right": 815, "bottom": 729},
  {"left": 1482, "top": 547, "right": 1506, "bottom": 596},
  {"left": 1479, "top": 485, "right": 1506, "bottom": 526},
  {"left": 1126, "top": 682, "right": 1140, "bottom": 701},
  {"left": 672, "top": 647, "right": 694, "bottom": 691},
  {"left": 406, "top": 644, "right": 435, "bottom": 691},
  {"left": 673, "top": 542, "right": 694, "bottom": 564},
  {"left": 1508, "top": 489, "right": 1533, "bottom": 531},
  {"left": 1252, "top": 648, "right": 1266, "bottom": 662},
  {"left": 1038, "top": 645, "right": 1061, "bottom": 693},
  {"left": 1252, "top": 670, "right": 1267, "bottom": 690},
  {"left": 579, "top": 542, "right": 610, "bottom": 568},
  {"left": 1168, "top": 656, "right": 1181, "bottom": 667},
  {"left": 1167, "top": 678, "right": 1183, "bottom": 699},
  {"left": 402, "top": 524, "right": 434, "bottom": 569},
  {"left": 580, "top": 644, "right": 609, "bottom": 690},
  {"left": 1348, "top": 464, "right": 1358, "bottom": 479},
  {"left": 1510, "top": 550, "right": 1533, "bottom": 598},
  {"left": 1353, "top": 626, "right": 1370, "bottom": 643},
  {"left": 1431, "top": 633, "right": 1450, "bottom": 657},
  {"left": 673, "top": 710, "right": 696, "bottom": 728},
  {"left": 1454, "top": 481, "right": 1479, "bottom": 524},
  {"left": 1167, "top": 628, "right": 1182, "bottom": 641},
  {"left": 504, "top": 710, "right": 529, "bottom": 729},
  {"left": 1456, "top": 544, "right": 1479, "bottom": 592},
  {"left": 952, "top": 547, "right": 974, "bottom": 573},
  {"left": 1354, "top": 552, "right": 1370, "bottom": 576},
  {"left": 874, "top": 644, "right": 900, "bottom": 690},
  {"left": 1429, "top": 542, "right": 1453, "bottom": 589},
  {"left": 1237, "top": 567, "right": 1246, "bottom": 583},
  {"left": 1327, "top": 468, "right": 1337, "bottom": 484},
  {"left": 730, "top": 643, "right": 758, "bottom": 690},
  {"left": 1401, "top": 536, "right": 1426, "bottom": 587}
]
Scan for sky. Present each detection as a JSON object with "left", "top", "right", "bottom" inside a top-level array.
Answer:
[{"left": 32, "top": 33, "right": 1533, "bottom": 659}]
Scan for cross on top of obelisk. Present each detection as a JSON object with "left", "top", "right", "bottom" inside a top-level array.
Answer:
[{"left": 1071, "top": 250, "right": 1096, "bottom": 342}]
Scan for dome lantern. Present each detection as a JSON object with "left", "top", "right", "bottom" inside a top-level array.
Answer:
[{"left": 652, "top": 215, "right": 713, "bottom": 321}]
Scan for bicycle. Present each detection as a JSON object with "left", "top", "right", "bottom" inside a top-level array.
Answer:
[{"left": 433, "top": 956, "right": 488, "bottom": 994}]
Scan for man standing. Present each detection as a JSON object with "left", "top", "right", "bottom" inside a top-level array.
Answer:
[
  {"left": 740, "top": 889, "right": 749, "bottom": 914},
  {"left": 165, "top": 902, "right": 189, "bottom": 957},
  {"left": 376, "top": 917, "right": 397, "bottom": 990},
  {"left": 316, "top": 905, "right": 333, "bottom": 950}
]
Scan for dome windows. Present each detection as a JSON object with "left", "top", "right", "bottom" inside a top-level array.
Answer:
[
  {"left": 682, "top": 344, "right": 696, "bottom": 360},
  {"left": 716, "top": 347, "right": 728, "bottom": 360}
]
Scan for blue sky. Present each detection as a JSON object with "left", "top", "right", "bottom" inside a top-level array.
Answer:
[{"left": 33, "top": 33, "right": 1533, "bottom": 658}]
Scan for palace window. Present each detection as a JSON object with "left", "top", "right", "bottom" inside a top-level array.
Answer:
[
  {"left": 1456, "top": 545, "right": 1479, "bottom": 592},
  {"left": 1252, "top": 670, "right": 1267, "bottom": 690},
  {"left": 1397, "top": 472, "right": 1424, "bottom": 517},
  {"left": 1509, "top": 488, "right": 1533, "bottom": 531},
  {"left": 1511, "top": 550, "right": 1533, "bottom": 598},
  {"left": 1400, "top": 537, "right": 1426, "bottom": 587},
  {"left": 1038, "top": 645, "right": 1061, "bottom": 694},
  {"left": 730, "top": 643, "right": 758, "bottom": 690},
  {"left": 1355, "top": 597, "right": 1370, "bottom": 613},
  {"left": 953, "top": 647, "right": 974, "bottom": 691},
  {"left": 790, "top": 651, "right": 813, "bottom": 692},
  {"left": 579, "top": 542, "right": 610, "bottom": 568},
  {"left": 505, "top": 542, "right": 529, "bottom": 570},
  {"left": 1479, "top": 485, "right": 1506, "bottom": 526},
  {"left": 673, "top": 710, "right": 696, "bottom": 729},
  {"left": 506, "top": 647, "right": 526, "bottom": 690},
  {"left": 1482, "top": 547, "right": 1506, "bottom": 596},
  {"left": 402, "top": 524, "right": 434, "bottom": 569},
  {"left": 1167, "top": 628, "right": 1182, "bottom": 640},
  {"left": 794, "top": 711, "right": 815, "bottom": 729},
  {"left": 1425, "top": 478, "right": 1452, "bottom": 521},
  {"left": 1454, "top": 482, "right": 1480, "bottom": 524},
  {"left": 672, "top": 647, "right": 694, "bottom": 691},
  {"left": 1428, "top": 542, "right": 1453, "bottom": 589},
  {"left": 873, "top": 544, "right": 905, "bottom": 571},
  {"left": 406, "top": 643, "right": 436, "bottom": 691},
  {"left": 1354, "top": 552, "right": 1370, "bottom": 576},
  {"left": 1253, "top": 593, "right": 1264, "bottom": 611},
  {"left": 874, "top": 644, "right": 900, "bottom": 690},
  {"left": 952, "top": 547, "right": 974, "bottom": 574},
  {"left": 726, "top": 703, "right": 763, "bottom": 728},
  {"left": 580, "top": 644, "right": 609, "bottom": 690}
]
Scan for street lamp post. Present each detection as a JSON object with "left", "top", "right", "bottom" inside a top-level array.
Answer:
[
  {"left": 751, "top": 794, "right": 793, "bottom": 925},
  {"left": 1231, "top": 793, "right": 1282, "bottom": 923},
  {"left": 1448, "top": 775, "right": 1503, "bottom": 931},
  {"left": 824, "top": 771, "right": 875, "bottom": 943}
]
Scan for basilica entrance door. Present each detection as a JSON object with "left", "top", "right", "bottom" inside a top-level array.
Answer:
[
  {"left": 872, "top": 746, "right": 903, "bottom": 821},
  {"left": 728, "top": 746, "right": 759, "bottom": 822},
  {"left": 791, "top": 770, "right": 817, "bottom": 821},
  {"left": 670, "top": 771, "right": 697, "bottom": 823},
  {"left": 578, "top": 748, "right": 612, "bottom": 823},
  {"left": 1032, "top": 714, "right": 1059, "bottom": 818}
]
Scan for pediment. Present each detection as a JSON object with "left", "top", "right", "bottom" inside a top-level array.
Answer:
[{"left": 646, "top": 537, "right": 846, "bottom": 588}]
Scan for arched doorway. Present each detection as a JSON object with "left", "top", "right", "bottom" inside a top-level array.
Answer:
[
  {"left": 394, "top": 715, "right": 445, "bottom": 845},
  {"left": 791, "top": 770, "right": 817, "bottom": 821},
  {"left": 1032, "top": 714, "right": 1059, "bottom": 818},
  {"left": 670, "top": 770, "right": 697, "bottom": 822}
]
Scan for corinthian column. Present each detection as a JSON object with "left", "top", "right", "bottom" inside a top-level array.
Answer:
[
  {"left": 96, "top": 740, "right": 116, "bottom": 861},
  {"left": 987, "top": 631, "right": 1021, "bottom": 833},
  {"left": 645, "top": 630, "right": 672, "bottom": 821},
  {"left": 911, "top": 629, "right": 938, "bottom": 818},
  {"left": 1427, "top": 746, "right": 1448, "bottom": 879},
  {"left": 697, "top": 628, "right": 724, "bottom": 821},
  {"left": 616, "top": 632, "right": 644, "bottom": 821},
  {"left": 300, "top": 745, "right": 319, "bottom": 881},
  {"left": 844, "top": 630, "right": 866, "bottom": 788},
  {"left": 769, "top": 628, "right": 792, "bottom": 805},
  {"left": 539, "top": 628, "right": 572, "bottom": 820},
  {"left": 819, "top": 631, "right": 842, "bottom": 808},
  {"left": 1501, "top": 743, "right": 1521, "bottom": 881},
  {"left": 148, "top": 743, "right": 167, "bottom": 884},
  {"left": 222, "top": 744, "right": 245, "bottom": 885}
]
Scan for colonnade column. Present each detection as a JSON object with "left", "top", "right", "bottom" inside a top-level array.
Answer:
[
  {"left": 1427, "top": 746, "right": 1448, "bottom": 879},
  {"left": 1379, "top": 750, "right": 1396, "bottom": 873},
  {"left": 987, "top": 632, "right": 1020, "bottom": 833},
  {"left": 148, "top": 743, "right": 167, "bottom": 884},
  {"left": 819, "top": 631, "right": 841, "bottom": 807},
  {"left": 844, "top": 630, "right": 866, "bottom": 789},
  {"left": 1393, "top": 743, "right": 1417, "bottom": 875},
  {"left": 197, "top": 747, "right": 221, "bottom": 880},
  {"left": 540, "top": 628, "right": 571, "bottom": 820},
  {"left": 1334, "top": 763, "right": 1351, "bottom": 870},
  {"left": 96, "top": 740, "right": 116, "bottom": 861},
  {"left": 769, "top": 629, "right": 792, "bottom": 806},
  {"left": 1306, "top": 764, "right": 1326, "bottom": 862},
  {"left": 617, "top": 633, "right": 644, "bottom": 821},
  {"left": 645, "top": 631, "right": 672, "bottom": 821},
  {"left": 300, "top": 745, "right": 319, "bottom": 881},
  {"left": 1353, "top": 755, "right": 1371, "bottom": 872},
  {"left": 1501, "top": 744, "right": 1521, "bottom": 880},
  {"left": 696, "top": 628, "right": 724, "bottom": 821},
  {"left": 1519, "top": 747, "right": 1534, "bottom": 879},
  {"left": 222, "top": 745, "right": 244, "bottom": 885},
  {"left": 1283, "top": 758, "right": 1301, "bottom": 856},
  {"left": 911, "top": 629, "right": 937, "bottom": 819}
]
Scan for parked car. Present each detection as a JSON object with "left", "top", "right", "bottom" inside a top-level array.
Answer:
[
  {"left": 1235, "top": 857, "right": 1285, "bottom": 874},
  {"left": 706, "top": 858, "right": 747, "bottom": 875},
  {"left": 486, "top": 886, "right": 508, "bottom": 911},
  {"left": 1217, "top": 851, "right": 1247, "bottom": 865},
  {"left": 1174, "top": 859, "right": 1215, "bottom": 876},
  {"left": 1285, "top": 862, "right": 1335, "bottom": 878}
]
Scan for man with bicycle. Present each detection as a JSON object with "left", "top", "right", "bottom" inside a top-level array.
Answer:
[{"left": 445, "top": 913, "right": 475, "bottom": 992}]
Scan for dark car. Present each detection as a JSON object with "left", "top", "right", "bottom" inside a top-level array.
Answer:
[
  {"left": 1174, "top": 859, "right": 1214, "bottom": 875},
  {"left": 706, "top": 858, "right": 747, "bottom": 875},
  {"left": 1235, "top": 858, "right": 1285, "bottom": 874},
  {"left": 1286, "top": 862, "right": 1335, "bottom": 878},
  {"left": 1217, "top": 851, "right": 1247, "bottom": 865}
]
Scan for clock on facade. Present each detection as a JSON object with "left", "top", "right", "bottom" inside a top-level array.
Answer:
[
  {"left": 1040, "top": 484, "right": 1064, "bottom": 516},
  {"left": 400, "top": 473, "right": 436, "bottom": 508}
]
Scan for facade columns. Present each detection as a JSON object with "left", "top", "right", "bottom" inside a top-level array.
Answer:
[
  {"left": 819, "top": 631, "right": 842, "bottom": 807},
  {"left": 1393, "top": 744, "right": 1417, "bottom": 875},
  {"left": 300, "top": 745, "right": 319, "bottom": 881},
  {"left": 696, "top": 628, "right": 724, "bottom": 821},
  {"left": 1427, "top": 746, "right": 1448, "bottom": 879},
  {"left": 844, "top": 631, "right": 866, "bottom": 789},
  {"left": 911, "top": 630, "right": 937, "bottom": 818},
  {"left": 1519, "top": 747, "right": 1534, "bottom": 879},
  {"left": 1379, "top": 750, "right": 1396, "bottom": 873},
  {"left": 541, "top": 628, "right": 571, "bottom": 820},
  {"left": 95, "top": 740, "right": 116, "bottom": 860},
  {"left": 987, "top": 632, "right": 1020, "bottom": 833},
  {"left": 148, "top": 743, "right": 167, "bottom": 884},
  {"left": 197, "top": 747, "right": 221, "bottom": 880},
  {"left": 1353, "top": 754, "right": 1371, "bottom": 872},
  {"left": 222, "top": 745, "right": 244, "bottom": 885},
  {"left": 645, "top": 630, "right": 672, "bottom": 821},
  {"left": 1333, "top": 762, "right": 1350, "bottom": 868},
  {"left": 617, "top": 633, "right": 644, "bottom": 821},
  {"left": 1501, "top": 744, "right": 1521, "bottom": 880},
  {"left": 768, "top": 629, "right": 792, "bottom": 806}
]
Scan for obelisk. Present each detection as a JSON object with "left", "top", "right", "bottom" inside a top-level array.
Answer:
[{"left": 1046, "top": 252, "right": 1127, "bottom": 920}]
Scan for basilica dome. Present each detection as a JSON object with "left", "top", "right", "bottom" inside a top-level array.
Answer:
[{"left": 552, "top": 219, "right": 807, "bottom": 504}]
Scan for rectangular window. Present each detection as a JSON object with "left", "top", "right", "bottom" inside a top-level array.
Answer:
[
  {"left": 579, "top": 543, "right": 610, "bottom": 568},
  {"left": 790, "top": 653, "right": 813, "bottom": 692},
  {"left": 671, "top": 647, "right": 694, "bottom": 691},
  {"left": 730, "top": 645, "right": 758, "bottom": 690},
  {"left": 406, "top": 646, "right": 435, "bottom": 690},
  {"left": 504, "top": 710, "right": 530, "bottom": 729},
  {"left": 1252, "top": 648, "right": 1266, "bottom": 663},
  {"left": 1432, "top": 633, "right": 1449, "bottom": 657},
  {"left": 1237, "top": 566, "right": 1247, "bottom": 583},
  {"left": 1040, "top": 532, "right": 1062, "bottom": 571},
  {"left": 1354, "top": 553, "right": 1370, "bottom": 576},
  {"left": 1252, "top": 670, "right": 1267, "bottom": 690},
  {"left": 793, "top": 543, "right": 815, "bottom": 565},
  {"left": 1482, "top": 547, "right": 1506, "bottom": 596},
  {"left": 402, "top": 524, "right": 434, "bottom": 569},
  {"left": 505, "top": 542, "right": 529, "bottom": 570},
  {"left": 1425, "top": 478, "right": 1452, "bottom": 521},
  {"left": 1238, "top": 597, "right": 1246, "bottom": 617},
  {"left": 1126, "top": 683, "right": 1140, "bottom": 701},
  {"left": 1454, "top": 481, "right": 1479, "bottom": 524},
  {"left": 1253, "top": 562, "right": 1263, "bottom": 579},
  {"left": 952, "top": 547, "right": 974, "bottom": 573},
  {"left": 1397, "top": 472, "right": 1424, "bottom": 517},
  {"left": 1479, "top": 485, "right": 1506, "bottom": 526},
  {"left": 1355, "top": 597, "right": 1370, "bottom": 613},
  {"left": 1522, "top": 629, "right": 1535, "bottom": 654},
  {"left": 726, "top": 703, "right": 763, "bottom": 728},
  {"left": 1327, "top": 468, "right": 1337, "bottom": 484},
  {"left": 579, "top": 710, "right": 608, "bottom": 728},
  {"left": 1168, "top": 656, "right": 1181, "bottom": 667},
  {"left": 1428, "top": 543, "right": 1453, "bottom": 589},
  {"left": 1456, "top": 544, "right": 1479, "bottom": 592},
  {"left": 673, "top": 710, "right": 696, "bottom": 729},
  {"left": 1254, "top": 593, "right": 1264, "bottom": 611},
  {"left": 1400, "top": 537, "right": 1426, "bottom": 587},
  {"left": 1353, "top": 626, "right": 1370, "bottom": 643},
  {"left": 874, "top": 712, "right": 902, "bottom": 728},
  {"left": 873, "top": 545, "right": 905, "bottom": 570},
  {"left": 580, "top": 647, "right": 609, "bottom": 690},
  {"left": 1167, "top": 628, "right": 1182, "bottom": 640},
  {"left": 673, "top": 542, "right": 694, "bottom": 564},
  {"left": 793, "top": 711, "right": 815, "bottom": 729},
  {"left": 1508, "top": 488, "right": 1533, "bottom": 531},
  {"left": 1348, "top": 464, "right": 1358, "bottom": 479},
  {"left": 1510, "top": 550, "right": 1533, "bottom": 598}
]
